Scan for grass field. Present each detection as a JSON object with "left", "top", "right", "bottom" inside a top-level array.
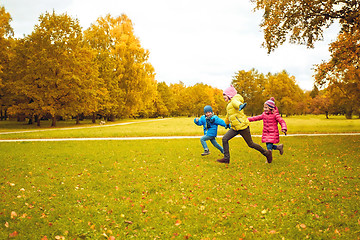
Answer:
[
  {"left": 0, "top": 116, "right": 359, "bottom": 239},
  {"left": 0, "top": 115, "right": 359, "bottom": 139}
]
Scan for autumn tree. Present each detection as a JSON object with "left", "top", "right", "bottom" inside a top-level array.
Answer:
[
  {"left": 155, "top": 82, "right": 226, "bottom": 117},
  {"left": 315, "top": 30, "right": 360, "bottom": 118},
  {"left": 186, "top": 83, "right": 218, "bottom": 116},
  {"left": 113, "top": 15, "right": 157, "bottom": 118},
  {"left": 264, "top": 71, "right": 304, "bottom": 116},
  {"left": 252, "top": 0, "right": 360, "bottom": 118},
  {"left": 251, "top": 0, "right": 360, "bottom": 53},
  {"left": 84, "top": 15, "right": 123, "bottom": 121},
  {"left": 154, "top": 82, "right": 178, "bottom": 117},
  {"left": 308, "top": 89, "right": 332, "bottom": 118},
  {"left": 213, "top": 87, "right": 227, "bottom": 116},
  {"left": 232, "top": 69, "right": 267, "bottom": 116},
  {"left": 0, "top": 6, "right": 13, "bottom": 120},
  {"left": 85, "top": 14, "right": 157, "bottom": 119},
  {"left": 8, "top": 11, "right": 100, "bottom": 126},
  {"left": 169, "top": 82, "right": 192, "bottom": 117}
]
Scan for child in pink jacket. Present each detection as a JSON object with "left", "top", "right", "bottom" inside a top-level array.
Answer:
[{"left": 248, "top": 97, "right": 287, "bottom": 163}]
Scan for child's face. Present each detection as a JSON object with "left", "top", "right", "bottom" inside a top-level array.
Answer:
[
  {"left": 223, "top": 94, "right": 230, "bottom": 102},
  {"left": 264, "top": 104, "right": 271, "bottom": 113},
  {"left": 205, "top": 112, "right": 212, "bottom": 117}
]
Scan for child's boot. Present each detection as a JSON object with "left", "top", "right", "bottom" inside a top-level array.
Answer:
[
  {"left": 201, "top": 149, "right": 210, "bottom": 156},
  {"left": 217, "top": 158, "right": 230, "bottom": 164},
  {"left": 264, "top": 150, "right": 273, "bottom": 163},
  {"left": 277, "top": 144, "right": 284, "bottom": 155}
]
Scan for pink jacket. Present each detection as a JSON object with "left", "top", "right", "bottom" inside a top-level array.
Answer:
[{"left": 248, "top": 109, "right": 287, "bottom": 143}]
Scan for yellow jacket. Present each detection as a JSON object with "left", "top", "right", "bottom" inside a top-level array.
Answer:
[{"left": 225, "top": 94, "right": 250, "bottom": 131}]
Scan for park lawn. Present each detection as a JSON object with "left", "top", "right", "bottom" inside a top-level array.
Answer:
[
  {"left": 0, "top": 115, "right": 359, "bottom": 139},
  {"left": 1, "top": 135, "right": 359, "bottom": 239}
]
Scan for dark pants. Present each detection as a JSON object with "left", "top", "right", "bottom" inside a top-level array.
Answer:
[{"left": 222, "top": 127, "right": 267, "bottom": 160}]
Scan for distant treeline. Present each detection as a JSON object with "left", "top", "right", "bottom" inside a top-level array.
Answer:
[{"left": 0, "top": 9, "right": 358, "bottom": 127}]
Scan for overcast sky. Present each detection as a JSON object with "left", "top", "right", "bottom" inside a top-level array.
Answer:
[{"left": 2, "top": 0, "right": 340, "bottom": 91}]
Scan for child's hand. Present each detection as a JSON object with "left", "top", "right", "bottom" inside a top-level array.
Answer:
[
  {"left": 282, "top": 129, "right": 287, "bottom": 135},
  {"left": 239, "top": 102, "right": 247, "bottom": 111},
  {"left": 225, "top": 124, "right": 231, "bottom": 129},
  {"left": 195, "top": 118, "right": 199, "bottom": 122}
]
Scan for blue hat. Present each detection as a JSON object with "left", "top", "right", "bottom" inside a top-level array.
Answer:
[{"left": 204, "top": 105, "right": 213, "bottom": 113}]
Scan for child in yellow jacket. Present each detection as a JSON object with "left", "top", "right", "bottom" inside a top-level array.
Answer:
[{"left": 217, "top": 85, "right": 272, "bottom": 164}]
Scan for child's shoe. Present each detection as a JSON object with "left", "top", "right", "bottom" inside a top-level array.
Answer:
[
  {"left": 217, "top": 158, "right": 230, "bottom": 164},
  {"left": 201, "top": 150, "right": 210, "bottom": 156},
  {"left": 277, "top": 144, "right": 284, "bottom": 155},
  {"left": 264, "top": 150, "right": 273, "bottom": 163}
]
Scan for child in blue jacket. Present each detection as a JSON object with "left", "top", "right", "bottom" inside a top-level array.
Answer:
[{"left": 194, "top": 105, "right": 228, "bottom": 156}]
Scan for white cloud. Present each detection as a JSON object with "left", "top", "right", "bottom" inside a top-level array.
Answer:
[{"left": 2, "top": 0, "right": 340, "bottom": 91}]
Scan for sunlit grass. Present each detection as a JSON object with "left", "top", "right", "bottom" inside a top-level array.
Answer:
[
  {"left": 1, "top": 136, "right": 359, "bottom": 239},
  {"left": 0, "top": 115, "right": 359, "bottom": 139}
]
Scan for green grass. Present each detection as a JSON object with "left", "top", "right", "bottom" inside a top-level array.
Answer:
[
  {"left": 1, "top": 136, "right": 359, "bottom": 239},
  {"left": 0, "top": 115, "right": 359, "bottom": 139},
  {"left": 0, "top": 116, "right": 359, "bottom": 239}
]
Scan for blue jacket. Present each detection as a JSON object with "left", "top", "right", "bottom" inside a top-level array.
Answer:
[{"left": 194, "top": 115, "right": 226, "bottom": 137}]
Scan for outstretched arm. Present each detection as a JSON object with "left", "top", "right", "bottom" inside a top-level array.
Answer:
[
  {"left": 248, "top": 114, "right": 264, "bottom": 122},
  {"left": 194, "top": 116, "right": 205, "bottom": 126},
  {"left": 213, "top": 116, "right": 226, "bottom": 128}
]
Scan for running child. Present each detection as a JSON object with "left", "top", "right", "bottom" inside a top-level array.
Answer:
[
  {"left": 217, "top": 85, "right": 272, "bottom": 164},
  {"left": 248, "top": 97, "right": 287, "bottom": 163},
  {"left": 194, "top": 105, "right": 227, "bottom": 156}
]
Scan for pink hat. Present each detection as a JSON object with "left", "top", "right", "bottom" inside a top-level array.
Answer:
[
  {"left": 265, "top": 97, "right": 276, "bottom": 109},
  {"left": 223, "top": 85, "right": 237, "bottom": 99}
]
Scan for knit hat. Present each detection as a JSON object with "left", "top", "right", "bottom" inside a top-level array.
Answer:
[
  {"left": 265, "top": 97, "right": 276, "bottom": 109},
  {"left": 223, "top": 85, "right": 237, "bottom": 99},
  {"left": 204, "top": 105, "right": 213, "bottom": 113}
]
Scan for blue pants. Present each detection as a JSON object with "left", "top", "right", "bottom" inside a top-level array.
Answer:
[
  {"left": 266, "top": 143, "right": 278, "bottom": 150},
  {"left": 201, "top": 135, "right": 224, "bottom": 153}
]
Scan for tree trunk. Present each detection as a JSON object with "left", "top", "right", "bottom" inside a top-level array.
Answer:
[
  {"left": 325, "top": 111, "right": 329, "bottom": 119},
  {"left": 28, "top": 115, "right": 33, "bottom": 125},
  {"left": 51, "top": 115, "right": 56, "bottom": 127},
  {"left": 76, "top": 115, "right": 80, "bottom": 124},
  {"left": 109, "top": 114, "right": 115, "bottom": 122},
  {"left": 92, "top": 112, "right": 96, "bottom": 123},
  {"left": 36, "top": 115, "right": 41, "bottom": 127},
  {"left": 17, "top": 113, "right": 26, "bottom": 122},
  {"left": 345, "top": 110, "right": 353, "bottom": 119}
]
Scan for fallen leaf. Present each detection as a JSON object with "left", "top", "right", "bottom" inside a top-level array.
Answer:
[
  {"left": 5, "top": 222, "right": 9, "bottom": 228},
  {"left": 300, "top": 224, "right": 306, "bottom": 229},
  {"left": 10, "top": 211, "right": 17, "bottom": 219},
  {"left": 9, "top": 231, "right": 18, "bottom": 238},
  {"left": 175, "top": 219, "right": 182, "bottom": 226}
]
